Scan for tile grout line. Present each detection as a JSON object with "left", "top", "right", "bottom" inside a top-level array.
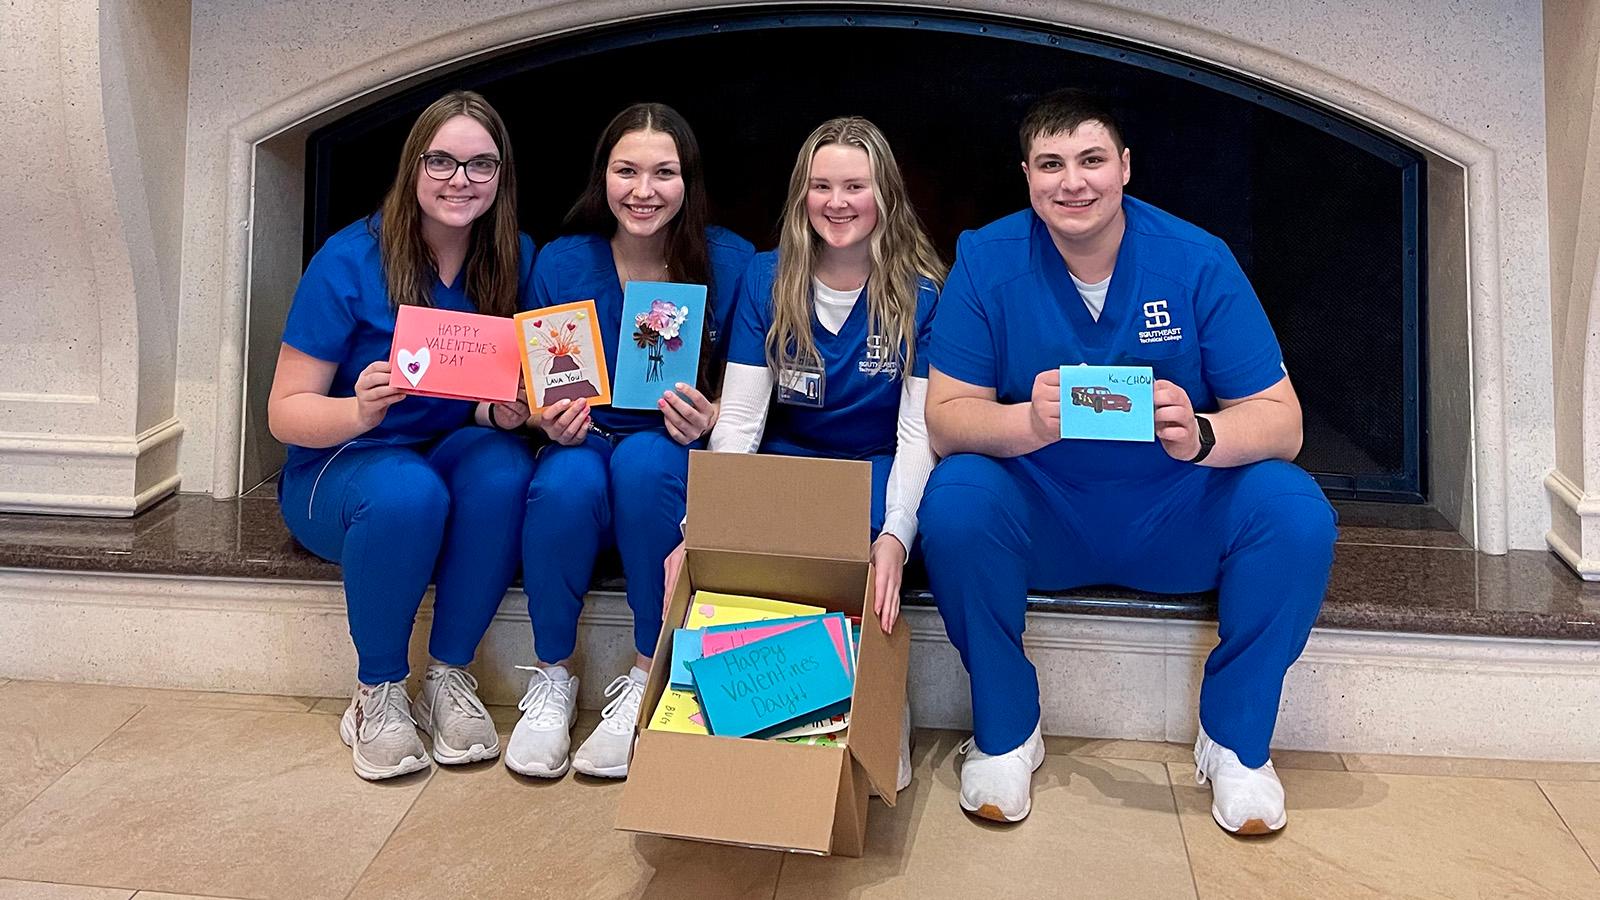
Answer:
[
  {"left": 1336, "top": 541, "right": 1475, "bottom": 551},
  {"left": 1535, "top": 781, "right": 1600, "bottom": 877},
  {"left": 771, "top": 850, "right": 786, "bottom": 900},
  {"left": 1166, "top": 767, "right": 1206, "bottom": 900},
  {"left": 340, "top": 769, "right": 436, "bottom": 900},
  {"left": 0, "top": 702, "right": 148, "bottom": 835}
]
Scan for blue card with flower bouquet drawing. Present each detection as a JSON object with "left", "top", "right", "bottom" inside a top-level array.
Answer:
[{"left": 612, "top": 281, "right": 707, "bottom": 409}]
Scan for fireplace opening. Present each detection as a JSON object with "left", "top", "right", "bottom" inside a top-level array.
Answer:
[{"left": 293, "top": 8, "right": 1427, "bottom": 502}]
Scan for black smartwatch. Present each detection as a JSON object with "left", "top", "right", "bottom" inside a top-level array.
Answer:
[
  {"left": 1186, "top": 414, "right": 1215, "bottom": 464},
  {"left": 487, "top": 404, "right": 518, "bottom": 432}
]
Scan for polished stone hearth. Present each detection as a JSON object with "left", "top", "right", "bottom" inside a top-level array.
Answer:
[{"left": 0, "top": 493, "right": 1593, "bottom": 640}]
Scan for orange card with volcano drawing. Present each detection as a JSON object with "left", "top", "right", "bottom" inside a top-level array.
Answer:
[{"left": 515, "top": 301, "right": 611, "bottom": 412}]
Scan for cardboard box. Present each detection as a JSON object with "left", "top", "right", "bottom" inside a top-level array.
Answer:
[{"left": 616, "top": 451, "right": 911, "bottom": 857}]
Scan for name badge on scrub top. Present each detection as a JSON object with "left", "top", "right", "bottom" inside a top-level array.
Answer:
[{"left": 776, "top": 363, "right": 826, "bottom": 408}]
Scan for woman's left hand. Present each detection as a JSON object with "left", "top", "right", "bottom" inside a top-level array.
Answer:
[
  {"left": 871, "top": 534, "right": 907, "bottom": 634},
  {"left": 660, "top": 382, "right": 715, "bottom": 445},
  {"left": 490, "top": 387, "right": 531, "bottom": 430}
]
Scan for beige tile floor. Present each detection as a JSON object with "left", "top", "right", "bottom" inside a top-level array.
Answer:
[{"left": 1, "top": 680, "right": 1597, "bottom": 900}]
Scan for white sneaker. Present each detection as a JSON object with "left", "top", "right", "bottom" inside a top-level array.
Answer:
[
  {"left": 958, "top": 722, "right": 1045, "bottom": 822},
  {"left": 573, "top": 667, "right": 647, "bottom": 778},
  {"left": 339, "top": 681, "right": 431, "bottom": 781},
  {"left": 504, "top": 665, "right": 578, "bottom": 778},
  {"left": 1194, "top": 724, "right": 1287, "bottom": 835},
  {"left": 412, "top": 664, "right": 500, "bottom": 765}
]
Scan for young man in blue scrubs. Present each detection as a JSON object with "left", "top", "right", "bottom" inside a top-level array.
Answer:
[{"left": 920, "top": 89, "right": 1336, "bottom": 832}]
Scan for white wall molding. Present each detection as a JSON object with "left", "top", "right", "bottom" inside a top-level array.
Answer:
[
  {"left": 0, "top": 417, "right": 184, "bottom": 516},
  {"left": 1545, "top": 469, "right": 1600, "bottom": 580},
  {"left": 5, "top": 568, "right": 1596, "bottom": 761}
]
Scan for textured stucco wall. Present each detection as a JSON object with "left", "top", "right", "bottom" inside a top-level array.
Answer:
[
  {"left": 0, "top": 0, "right": 1559, "bottom": 543},
  {"left": 1544, "top": 0, "right": 1600, "bottom": 491},
  {"left": 0, "top": 1, "right": 189, "bottom": 513}
]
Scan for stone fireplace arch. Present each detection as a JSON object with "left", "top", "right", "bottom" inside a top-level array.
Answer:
[{"left": 187, "top": 1, "right": 1510, "bottom": 550}]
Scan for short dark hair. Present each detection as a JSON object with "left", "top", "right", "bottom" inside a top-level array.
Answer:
[{"left": 1018, "top": 89, "right": 1125, "bottom": 159}]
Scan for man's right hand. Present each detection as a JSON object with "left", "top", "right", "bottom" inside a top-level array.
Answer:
[
  {"left": 538, "top": 398, "right": 591, "bottom": 446},
  {"left": 1028, "top": 368, "right": 1063, "bottom": 446}
]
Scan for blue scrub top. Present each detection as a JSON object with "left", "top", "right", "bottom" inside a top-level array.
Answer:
[
  {"left": 524, "top": 227, "right": 755, "bottom": 435},
  {"left": 726, "top": 250, "right": 937, "bottom": 460},
  {"left": 279, "top": 215, "right": 538, "bottom": 470},
  {"left": 929, "top": 197, "right": 1285, "bottom": 487}
]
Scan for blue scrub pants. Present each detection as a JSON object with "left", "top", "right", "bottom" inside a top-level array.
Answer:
[
  {"left": 522, "top": 429, "right": 692, "bottom": 663},
  {"left": 918, "top": 454, "right": 1335, "bottom": 767},
  {"left": 279, "top": 427, "right": 537, "bottom": 685}
]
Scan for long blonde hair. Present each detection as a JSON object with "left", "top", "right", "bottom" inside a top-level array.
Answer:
[
  {"left": 767, "top": 117, "right": 945, "bottom": 377},
  {"left": 377, "top": 90, "right": 521, "bottom": 317}
]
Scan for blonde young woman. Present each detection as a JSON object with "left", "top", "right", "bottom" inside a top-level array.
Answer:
[
  {"left": 666, "top": 116, "right": 944, "bottom": 791},
  {"left": 270, "top": 91, "right": 536, "bottom": 780}
]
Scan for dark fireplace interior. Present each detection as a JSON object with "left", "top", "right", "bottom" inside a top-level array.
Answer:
[{"left": 305, "top": 8, "right": 1425, "bottom": 501}]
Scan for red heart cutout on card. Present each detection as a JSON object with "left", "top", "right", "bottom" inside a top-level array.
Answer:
[
  {"left": 531, "top": 320, "right": 543, "bottom": 328},
  {"left": 566, "top": 323, "right": 577, "bottom": 331}
]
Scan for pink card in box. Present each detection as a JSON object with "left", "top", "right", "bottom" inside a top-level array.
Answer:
[{"left": 388, "top": 305, "right": 520, "bottom": 403}]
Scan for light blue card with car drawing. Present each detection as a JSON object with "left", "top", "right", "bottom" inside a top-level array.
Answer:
[
  {"left": 612, "top": 281, "right": 707, "bottom": 409},
  {"left": 1059, "top": 365, "right": 1154, "bottom": 442}
]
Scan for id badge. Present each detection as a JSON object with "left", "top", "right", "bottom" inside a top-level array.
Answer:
[{"left": 776, "top": 364, "right": 826, "bottom": 408}]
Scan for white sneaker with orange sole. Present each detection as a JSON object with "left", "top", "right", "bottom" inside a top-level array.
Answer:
[{"left": 1194, "top": 724, "right": 1288, "bottom": 835}]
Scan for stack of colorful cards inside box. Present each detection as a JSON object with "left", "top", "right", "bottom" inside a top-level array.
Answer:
[{"left": 649, "top": 591, "right": 861, "bottom": 747}]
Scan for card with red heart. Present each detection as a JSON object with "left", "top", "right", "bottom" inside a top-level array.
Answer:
[
  {"left": 387, "top": 305, "right": 520, "bottom": 403},
  {"left": 515, "top": 300, "right": 611, "bottom": 412}
]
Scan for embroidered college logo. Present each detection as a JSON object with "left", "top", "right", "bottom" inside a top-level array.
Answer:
[
  {"left": 858, "top": 334, "right": 899, "bottom": 376},
  {"left": 1138, "top": 299, "right": 1183, "bottom": 345}
]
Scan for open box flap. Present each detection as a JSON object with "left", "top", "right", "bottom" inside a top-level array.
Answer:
[
  {"left": 686, "top": 451, "right": 870, "bottom": 562},
  {"left": 844, "top": 567, "right": 912, "bottom": 806},
  {"left": 617, "top": 730, "right": 846, "bottom": 854}
]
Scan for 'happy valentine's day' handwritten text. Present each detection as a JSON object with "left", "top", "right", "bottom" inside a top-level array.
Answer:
[{"left": 425, "top": 322, "right": 498, "bottom": 367}]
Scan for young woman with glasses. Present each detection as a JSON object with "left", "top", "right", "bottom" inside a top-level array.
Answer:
[{"left": 269, "top": 90, "right": 537, "bottom": 781}]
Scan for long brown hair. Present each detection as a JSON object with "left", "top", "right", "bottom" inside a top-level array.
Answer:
[
  {"left": 377, "top": 90, "right": 521, "bottom": 317},
  {"left": 562, "top": 103, "right": 711, "bottom": 290},
  {"left": 768, "top": 117, "right": 945, "bottom": 377},
  {"left": 563, "top": 102, "right": 721, "bottom": 392}
]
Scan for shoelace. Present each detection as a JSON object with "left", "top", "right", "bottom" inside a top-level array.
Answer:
[
  {"left": 1194, "top": 738, "right": 1216, "bottom": 785},
  {"left": 358, "top": 681, "right": 418, "bottom": 743},
  {"left": 1194, "top": 737, "right": 1274, "bottom": 785},
  {"left": 432, "top": 666, "right": 488, "bottom": 719},
  {"left": 514, "top": 665, "right": 573, "bottom": 727},
  {"left": 597, "top": 674, "right": 645, "bottom": 735},
  {"left": 957, "top": 736, "right": 976, "bottom": 756}
]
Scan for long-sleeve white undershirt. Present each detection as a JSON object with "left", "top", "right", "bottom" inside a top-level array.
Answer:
[{"left": 709, "top": 279, "right": 936, "bottom": 554}]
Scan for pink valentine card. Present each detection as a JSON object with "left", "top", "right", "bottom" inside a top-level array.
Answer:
[
  {"left": 698, "top": 612, "right": 853, "bottom": 678},
  {"left": 389, "top": 305, "right": 520, "bottom": 403}
]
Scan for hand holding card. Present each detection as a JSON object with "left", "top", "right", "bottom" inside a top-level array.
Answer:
[
  {"left": 1152, "top": 379, "right": 1203, "bottom": 460},
  {"left": 388, "top": 306, "right": 520, "bottom": 403}
]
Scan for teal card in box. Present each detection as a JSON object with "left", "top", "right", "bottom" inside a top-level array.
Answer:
[
  {"left": 1059, "top": 365, "right": 1155, "bottom": 442},
  {"left": 686, "top": 618, "right": 853, "bottom": 739}
]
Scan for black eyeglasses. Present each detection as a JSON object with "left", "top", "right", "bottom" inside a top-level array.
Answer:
[{"left": 419, "top": 152, "right": 500, "bottom": 183}]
